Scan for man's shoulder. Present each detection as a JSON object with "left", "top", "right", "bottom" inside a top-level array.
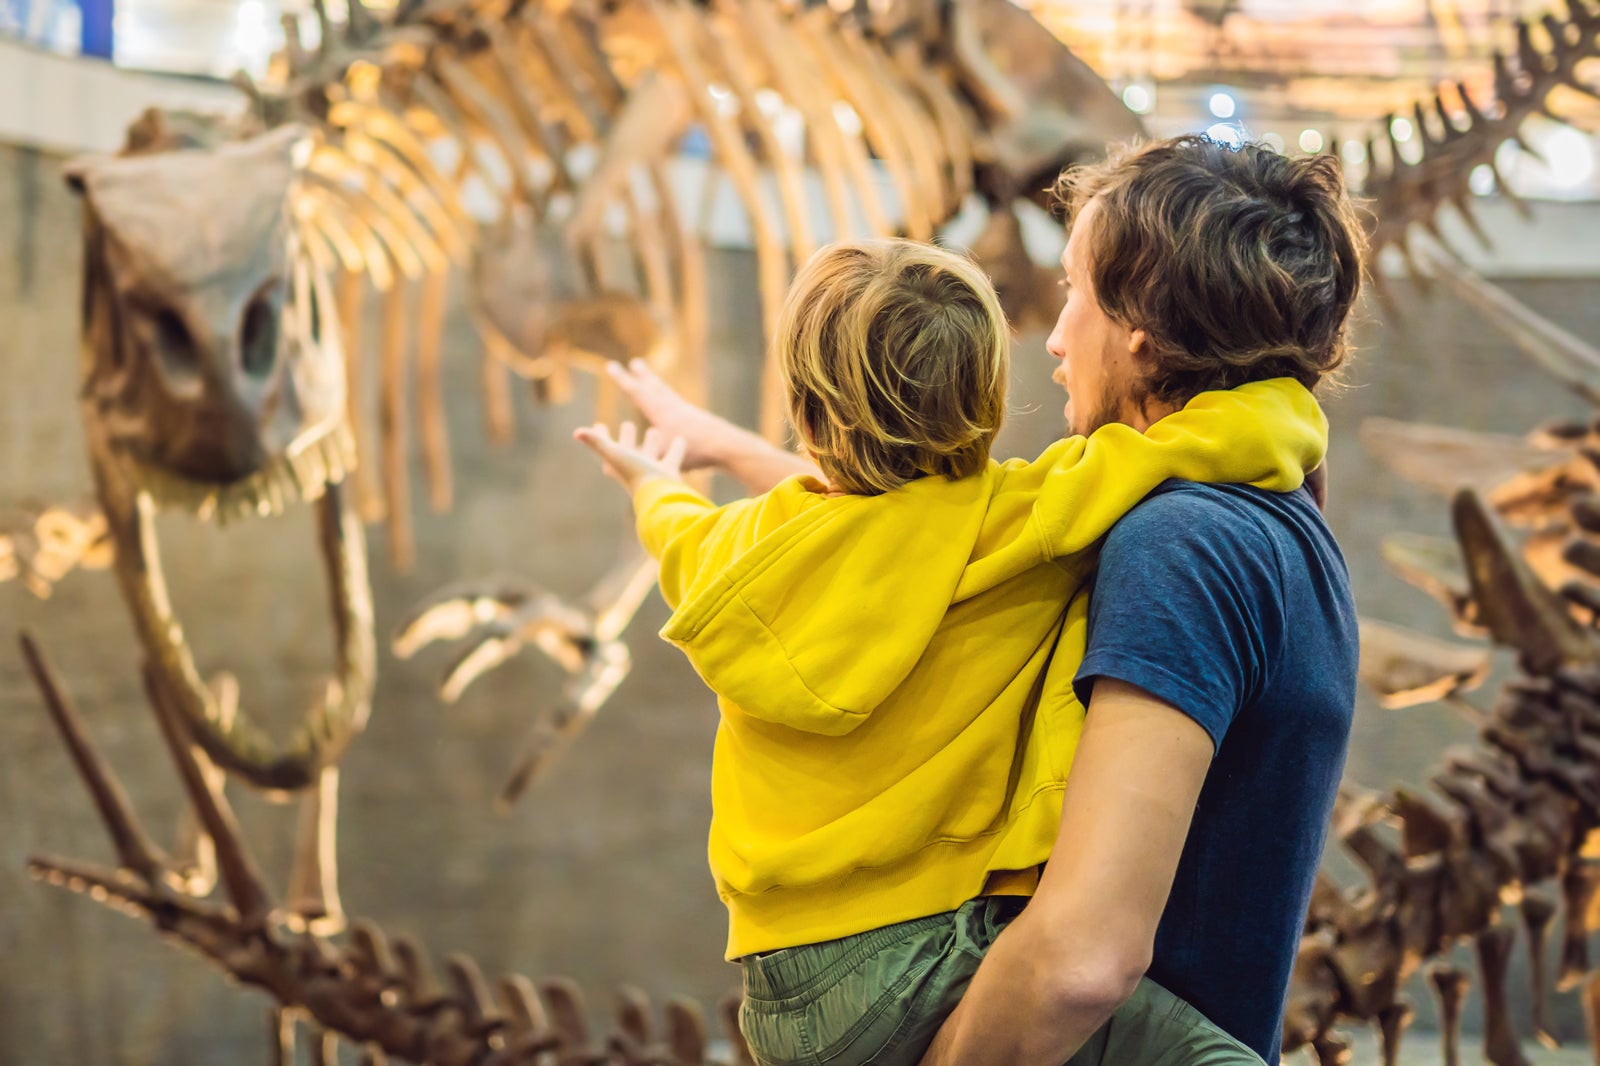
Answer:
[{"left": 1107, "top": 480, "right": 1303, "bottom": 555}]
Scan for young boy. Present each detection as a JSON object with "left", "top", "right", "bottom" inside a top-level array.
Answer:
[{"left": 575, "top": 239, "right": 1322, "bottom": 1066}]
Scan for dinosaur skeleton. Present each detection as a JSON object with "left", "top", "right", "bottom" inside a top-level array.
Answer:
[
  {"left": 16, "top": 0, "right": 1144, "bottom": 1060},
  {"left": 1282, "top": 3, "right": 1600, "bottom": 1060},
  {"left": 59, "top": 125, "right": 374, "bottom": 934}
]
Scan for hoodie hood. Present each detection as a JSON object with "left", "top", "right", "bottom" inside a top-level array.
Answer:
[{"left": 659, "top": 472, "right": 1007, "bottom": 735}]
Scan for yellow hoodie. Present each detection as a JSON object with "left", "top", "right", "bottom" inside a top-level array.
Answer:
[{"left": 631, "top": 378, "right": 1327, "bottom": 959}]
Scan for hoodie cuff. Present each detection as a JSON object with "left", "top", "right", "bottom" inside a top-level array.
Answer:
[{"left": 632, "top": 476, "right": 714, "bottom": 559}]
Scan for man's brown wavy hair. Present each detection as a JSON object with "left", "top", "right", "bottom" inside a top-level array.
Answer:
[{"left": 1055, "top": 136, "right": 1366, "bottom": 404}]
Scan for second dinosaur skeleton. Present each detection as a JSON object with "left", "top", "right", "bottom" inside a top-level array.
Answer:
[{"left": 1282, "top": 7, "right": 1600, "bottom": 1056}]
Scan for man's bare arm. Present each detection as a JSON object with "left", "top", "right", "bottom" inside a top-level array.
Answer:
[
  {"left": 605, "top": 360, "right": 822, "bottom": 495},
  {"left": 919, "top": 679, "right": 1215, "bottom": 1066}
]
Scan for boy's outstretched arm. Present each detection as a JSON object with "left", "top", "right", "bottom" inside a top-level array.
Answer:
[
  {"left": 918, "top": 680, "right": 1213, "bottom": 1066},
  {"left": 574, "top": 421, "right": 689, "bottom": 493},
  {"left": 606, "top": 360, "right": 823, "bottom": 494}
]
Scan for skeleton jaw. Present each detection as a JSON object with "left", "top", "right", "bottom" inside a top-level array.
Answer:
[{"left": 94, "top": 419, "right": 375, "bottom": 794}]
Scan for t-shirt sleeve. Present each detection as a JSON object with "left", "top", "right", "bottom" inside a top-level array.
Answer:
[{"left": 1073, "top": 489, "right": 1284, "bottom": 751}]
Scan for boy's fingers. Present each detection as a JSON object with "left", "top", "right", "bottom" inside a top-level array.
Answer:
[
  {"left": 618, "top": 422, "right": 638, "bottom": 450},
  {"left": 642, "top": 426, "right": 663, "bottom": 456},
  {"left": 664, "top": 436, "right": 688, "bottom": 471},
  {"left": 573, "top": 426, "right": 611, "bottom": 458}
]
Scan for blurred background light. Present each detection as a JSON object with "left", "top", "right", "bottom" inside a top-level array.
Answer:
[{"left": 1122, "top": 82, "right": 1153, "bottom": 114}]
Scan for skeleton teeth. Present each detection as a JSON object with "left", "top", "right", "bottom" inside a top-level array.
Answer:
[{"left": 119, "top": 421, "right": 351, "bottom": 525}]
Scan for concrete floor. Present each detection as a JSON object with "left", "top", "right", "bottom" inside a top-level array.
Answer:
[{"left": 1335, "top": 1030, "right": 1593, "bottom": 1065}]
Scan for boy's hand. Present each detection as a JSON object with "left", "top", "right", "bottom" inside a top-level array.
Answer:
[
  {"left": 606, "top": 360, "right": 733, "bottom": 472},
  {"left": 574, "top": 421, "right": 689, "bottom": 494}
]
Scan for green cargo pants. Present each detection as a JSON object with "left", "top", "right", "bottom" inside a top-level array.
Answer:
[{"left": 738, "top": 897, "right": 1264, "bottom": 1066}]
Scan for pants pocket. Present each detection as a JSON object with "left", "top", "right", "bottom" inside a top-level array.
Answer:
[
  {"left": 739, "top": 900, "right": 1022, "bottom": 1066},
  {"left": 739, "top": 916, "right": 958, "bottom": 1066},
  {"left": 1067, "top": 978, "right": 1266, "bottom": 1066}
]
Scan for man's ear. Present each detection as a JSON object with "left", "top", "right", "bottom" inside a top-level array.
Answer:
[{"left": 1126, "top": 327, "right": 1147, "bottom": 357}]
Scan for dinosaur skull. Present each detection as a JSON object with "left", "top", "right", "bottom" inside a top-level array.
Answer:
[{"left": 68, "top": 125, "right": 375, "bottom": 792}]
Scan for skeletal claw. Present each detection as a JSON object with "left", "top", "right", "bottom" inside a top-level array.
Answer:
[
  {"left": 444, "top": 628, "right": 539, "bottom": 705},
  {"left": 392, "top": 585, "right": 524, "bottom": 659}
]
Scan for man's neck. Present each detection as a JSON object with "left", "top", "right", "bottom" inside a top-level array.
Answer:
[{"left": 1123, "top": 396, "right": 1182, "bottom": 433}]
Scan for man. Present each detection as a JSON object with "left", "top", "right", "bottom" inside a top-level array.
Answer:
[{"left": 607, "top": 134, "right": 1363, "bottom": 1065}]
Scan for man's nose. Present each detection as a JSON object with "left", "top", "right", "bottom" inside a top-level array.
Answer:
[{"left": 1045, "top": 328, "right": 1066, "bottom": 362}]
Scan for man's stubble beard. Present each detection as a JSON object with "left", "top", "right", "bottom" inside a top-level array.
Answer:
[{"left": 1069, "top": 374, "right": 1150, "bottom": 437}]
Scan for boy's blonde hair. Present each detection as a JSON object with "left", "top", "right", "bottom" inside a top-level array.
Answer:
[{"left": 777, "top": 239, "right": 1010, "bottom": 496}]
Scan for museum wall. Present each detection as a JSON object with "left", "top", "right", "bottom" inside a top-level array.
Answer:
[{"left": 3, "top": 135, "right": 1598, "bottom": 1061}]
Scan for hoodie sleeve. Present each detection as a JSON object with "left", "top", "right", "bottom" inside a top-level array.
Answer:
[
  {"left": 633, "top": 477, "right": 765, "bottom": 610},
  {"left": 1030, "top": 377, "right": 1327, "bottom": 560},
  {"left": 961, "top": 378, "right": 1327, "bottom": 597}
]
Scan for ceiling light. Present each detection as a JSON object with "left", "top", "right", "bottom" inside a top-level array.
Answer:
[
  {"left": 1206, "top": 123, "right": 1244, "bottom": 148},
  {"left": 1543, "top": 126, "right": 1595, "bottom": 189},
  {"left": 1122, "top": 84, "right": 1153, "bottom": 115},
  {"left": 1299, "top": 129, "right": 1324, "bottom": 154},
  {"left": 1209, "top": 92, "right": 1236, "bottom": 120}
]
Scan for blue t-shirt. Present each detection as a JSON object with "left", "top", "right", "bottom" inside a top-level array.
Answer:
[{"left": 1073, "top": 480, "right": 1357, "bottom": 1064}]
